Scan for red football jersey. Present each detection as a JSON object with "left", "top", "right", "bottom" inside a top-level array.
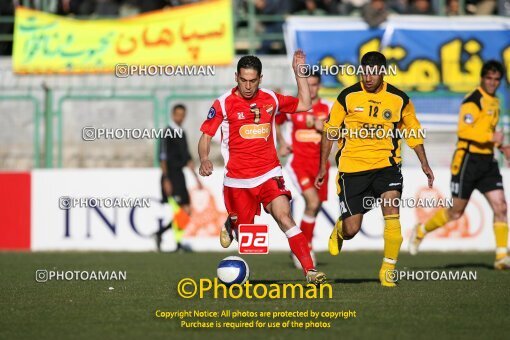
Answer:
[
  {"left": 277, "top": 98, "right": 332, "bottom": 164},
  {"left": 200, "top": 87, "right": 299, "bottom": 188}
]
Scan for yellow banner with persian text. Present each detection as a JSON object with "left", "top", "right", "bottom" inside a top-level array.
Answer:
[{"left": 13, "top": 0, "right": 233, "bottom": 74}]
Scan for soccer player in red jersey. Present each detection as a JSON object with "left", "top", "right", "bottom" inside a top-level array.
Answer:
[
  {"left": 275, "top": 70, "right": 332, "bottom": 269},
  {"left": 198, "top": 51, "right": 327, "bottom": 284}
]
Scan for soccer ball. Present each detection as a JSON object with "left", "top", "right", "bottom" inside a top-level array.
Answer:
[{"left": 217, "top": 256, "right": 250, "bottom": 285}]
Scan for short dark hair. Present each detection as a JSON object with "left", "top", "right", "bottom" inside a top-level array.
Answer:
[
  {"left": 237, "top": 55, "right": 262, "bottom": 76},
  {"left": 310, "top": 68, "right": 321, "bottom": 82},
  {"left": 481, "top": 60, "right": 504, "bottom": 78},
  {"left": 360, "top": 51, "right": 387, "bottom": 68},
  {"left": 172, "top": 104, "right": 186, "bottom": 113}
]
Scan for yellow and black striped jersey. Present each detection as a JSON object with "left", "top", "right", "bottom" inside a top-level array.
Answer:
[
  {"left": 323, "top": 81, "right": 423, "bottom": 173},
  {"left": 456, "top": 87, "right": 500, "bottom": 154}
]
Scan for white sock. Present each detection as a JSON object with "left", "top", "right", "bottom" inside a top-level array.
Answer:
[
  {"left": 285, "top": 226, "right": 301, "bottom": 238},
  {"left": 302, "top": 214, "right": 316, "bottom": 223}
]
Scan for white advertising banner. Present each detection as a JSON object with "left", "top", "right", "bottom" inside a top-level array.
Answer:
[{"left": 31, "top": 167, "right": 507, "bottom": 252}]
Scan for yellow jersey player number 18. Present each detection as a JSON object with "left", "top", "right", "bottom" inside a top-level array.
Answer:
[{"left": 410, "top": 60, "right": 510, "bottom": 270}]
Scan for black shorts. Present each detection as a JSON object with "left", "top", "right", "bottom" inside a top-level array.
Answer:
[
  {"left": 161, "top": 169, "right": 190, "bottom": 205},
  {"left": 450, "top": 150, "right": 503, "bottom": 199},
  {"left": 338, "top": 165, "right": 403, "bottom": 219}
]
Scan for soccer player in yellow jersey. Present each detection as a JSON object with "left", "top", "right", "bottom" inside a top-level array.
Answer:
[
  {"left": 409, "top": 60, "right": 510, "bottom": 270},
  {"left": 315, "top": 51, "right": 435, "bottom": 287}
]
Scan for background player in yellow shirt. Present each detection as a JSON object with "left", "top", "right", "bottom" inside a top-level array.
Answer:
[
  {"left": 409, "top": 60, "right": 510, "bottom": 270},
  {"left": 315, "top": 51, "right": 434, "bottom": 287}
]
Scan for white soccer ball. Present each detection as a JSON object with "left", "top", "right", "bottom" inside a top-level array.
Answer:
[{"left": 217, "top": 256, "right": 250, "bottom": 286}]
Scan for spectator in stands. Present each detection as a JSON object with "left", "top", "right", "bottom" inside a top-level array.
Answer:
[
  {"left": 338, "top": 0, "right": 370, "bottom": 15},
  {"left": 55, "top": 0, "right": 84, "bottom": 15},
  {"left": 294, "top": 0, "right": 340, "bottom": 14},
  {"left": 0, "top": 1, "right": 14, "bottom": 55},
  {"left": 500, "top": 0, "right": 510, "bottom": 15},
  {"left": 118, "top": 0, "right": 139, "bottom": 16},
  {"left": 22, "top": 0, "right": 56, "bottom": 12},
  {"left": 94, "top": 0, "right": 121, "bottom": 15},
  {"left": 361, "top": 0, "right": 389, "bottom": 28},
  {"left": 472, "top": 0, "right": 497, "bottom": 14},
  {"left": 78, "top": 0, "right": 121, "bottom": 16},
  {"left": 137, "top": 0, "right": 168, "bottom": 13},
  {"left": 255, "top": 0, "right": 290, "bottom": 54},
  {"left": 295, "top": 0, "right": 328, "bottom": 15},
  {"left": 318, "top": 0, "right": 341, "bottom": 14},
  {"left": 406, "top": 0, "right": 435, "bottom": 14},
  {"left": 388, "top": 0, "right": 409, "bottom": 13},
  {"left": 446, "top": 0, "right": 460, "bottom": 15}
]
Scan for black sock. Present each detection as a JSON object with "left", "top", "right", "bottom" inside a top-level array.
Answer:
[{"left": 156, "top": 220, "right": 173, "bottom": 236}]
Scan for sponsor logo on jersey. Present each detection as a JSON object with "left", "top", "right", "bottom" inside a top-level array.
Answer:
[
  {"left": 239, "top": 123, "right": 271, "bottom": 140},
  {"left": 295, "top": 129, "right": 321, "bottom": 143},
  {"left": 237, "top": 112, "right": 245, "bottom": 120}
]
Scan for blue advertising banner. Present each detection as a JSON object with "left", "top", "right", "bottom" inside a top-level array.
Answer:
[{"left": 284, "top": 16, "right": 510, "bottom": 129}]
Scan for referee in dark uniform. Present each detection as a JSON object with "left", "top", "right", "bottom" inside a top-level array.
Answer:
[{"left": 155, "top": 104, "right": 201, "bottom": 251}]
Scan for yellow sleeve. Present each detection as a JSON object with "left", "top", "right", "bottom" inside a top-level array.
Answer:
[
  {"left": 401, "top": 100, "right": 423, "bottom": 148},
  {"left": 457, "top": 102, "right": 492, "bottom": 143},
  {"left": 323, "top": 100, "right": 346, "bottom": 131}
]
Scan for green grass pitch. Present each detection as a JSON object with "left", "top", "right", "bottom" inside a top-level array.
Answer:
[{"left": 1, "top": 251, "right": 509, "bottom": 339}]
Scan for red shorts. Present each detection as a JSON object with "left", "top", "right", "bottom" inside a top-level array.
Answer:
[
  {"left": 287, "top": 160, "right": 329, "bottom": 202},
  {"left": 223, "top": 176, "right": 292, "bottom": 225}
]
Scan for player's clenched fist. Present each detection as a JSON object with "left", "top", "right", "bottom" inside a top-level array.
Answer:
[
  {"left": 315, "top": 167, "right": 327, "bottom": 189},
  {"left": 292, "top": 49, "right": 306, "bottom": 75},
  {"left": 199, "top": 159, "right": 213, "bottom": 176}
]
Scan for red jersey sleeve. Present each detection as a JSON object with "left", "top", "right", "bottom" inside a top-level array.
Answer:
[
  {"left": 200, "top": 100, "right": 223, "bottom": 137},
  {"left": 275, "top": 112, "right": 288, "bottom": 125},
  {"left": 275, "top": 93, "right": 299, "bottom": 113}
]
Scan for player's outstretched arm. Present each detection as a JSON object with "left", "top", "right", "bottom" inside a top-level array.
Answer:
[
  {"left": 315, "top": 131, "right": 334, "bottom": 189},
  {"left": 292, "top": 49, "right": 312, "bottom": 112},
  {"left": 198, "top": 133, "right": 214, "bottom": 176},
  {"left": 413, "top": 144, "right": 434, "bottom": 188}
]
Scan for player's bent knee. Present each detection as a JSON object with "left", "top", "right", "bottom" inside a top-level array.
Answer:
[
  {"left": 342, "top": 226, "right": 359, "bottom": 240},
  {"left": 306, "top": 200, "right": 320, "bottom": 213},
  {"left": 342, "top": 233, "right": 355, "bottom": 240},
  {"left": 496, "top": 201, "right": 507, "bottom": 213}
]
